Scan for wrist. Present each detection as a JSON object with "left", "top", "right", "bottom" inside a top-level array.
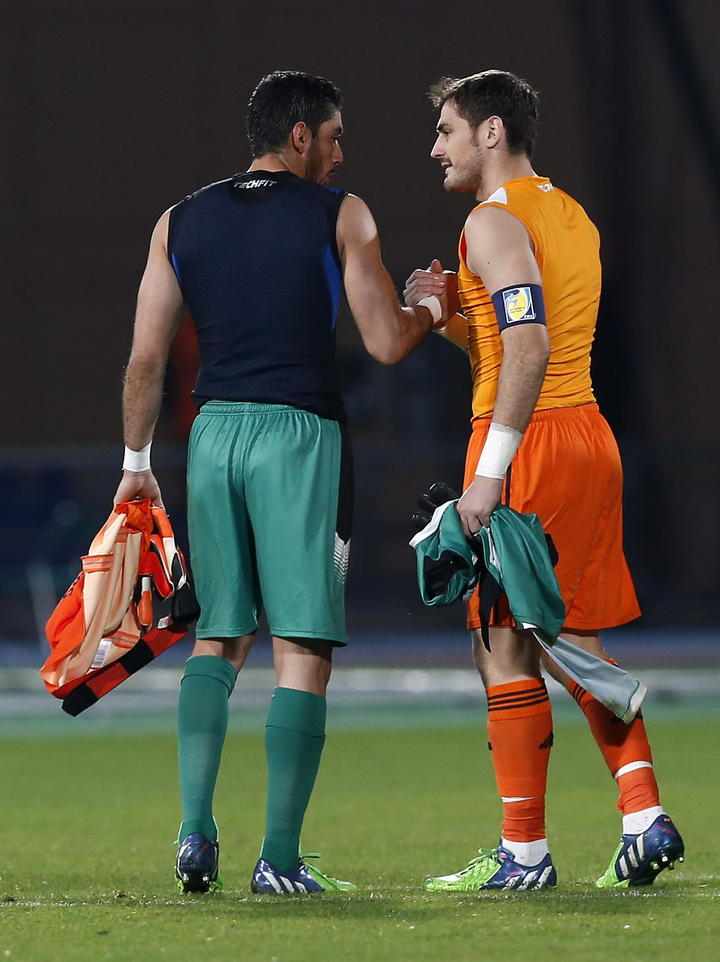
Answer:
[
  {"left": 123, "top": 442, "right": 152, "bottom": 472},
  {"left": 417, "top": 295, "right": 443, "bottom": 329},
  {"left": 475, "top": 422, "right": 523, "bottom": 479}
]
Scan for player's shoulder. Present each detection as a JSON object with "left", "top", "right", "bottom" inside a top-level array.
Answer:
[
  {"left": 463, "top": 193, "right": 529, "bottom": 243},
  {"left": 338, "top": 191, "right": 373, "bottom": 224},
  {"left": 173, "top": 176, "right": 234, "bottom": 209},
  {"left": 291, "top": 176, "right": 348, "bottom": 214}
]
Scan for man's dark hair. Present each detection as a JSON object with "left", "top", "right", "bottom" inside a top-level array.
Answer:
[
  {"left": 429, "top": 70, "right": 539, "bottom": 158},
  {"left": 247, "top": 70, "right": 342, "bottom": 157}
]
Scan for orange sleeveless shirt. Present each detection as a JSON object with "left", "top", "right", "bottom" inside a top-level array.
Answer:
[{"left": 458, "top": 176, "right": 600, "bottom": 418}]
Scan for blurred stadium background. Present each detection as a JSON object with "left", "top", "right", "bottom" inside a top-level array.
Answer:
[
  {"left": 2, "top": 6, "right": 719, "bottom": 960},
  {"left": 2, "top": 0, "right": 719, "bottom": 706}
]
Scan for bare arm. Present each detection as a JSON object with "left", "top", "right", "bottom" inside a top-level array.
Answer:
[
  {"left": 337, "top": 195, "right": 442, "bottom": 364},
  {"left": 465, "top": 205, "right": 549, "bottom": 430},
  {"left": 457, "top": 205, "right": 550, "bottom": 534},
  {"left": 113, "top": 209, "right": 184, "bottom": 506}
]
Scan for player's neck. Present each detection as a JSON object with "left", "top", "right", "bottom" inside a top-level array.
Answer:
[
  {"left": 248, "top": 151, "right": 306, "bottom": 179},
  {"left": 475, "top": 157, "right": 536, "bottom": 202}
]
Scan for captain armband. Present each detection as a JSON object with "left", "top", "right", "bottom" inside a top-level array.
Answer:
[
  {"left": 491, "top": 284, "right": 546, "bottom": 333},
  {"left": 123, "top": 442, "right": 152, "bottom": 472},
  {"left": 475, "top": 423, "right": 523, "bottom": 480}
]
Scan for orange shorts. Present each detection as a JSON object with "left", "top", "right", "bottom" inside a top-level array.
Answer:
[{"left": 464, "top": 403, "right": 641, "bottom": 632}]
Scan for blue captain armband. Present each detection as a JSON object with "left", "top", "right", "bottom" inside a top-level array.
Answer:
[{"left": 492, "top": 284, "right": 546, "bottom": 332}]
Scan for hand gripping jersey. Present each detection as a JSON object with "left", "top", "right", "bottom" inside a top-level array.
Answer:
[
  {"left": 458, "top": 176, "right": 600, "bottom": 418},
  {"left": 410, "top": 500, "right": 645, "bottom": 722},
  {"left": 40, "top": 499, "right": 199, "bottom": 715}
]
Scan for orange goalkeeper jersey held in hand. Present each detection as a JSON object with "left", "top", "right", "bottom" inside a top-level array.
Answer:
[
  {"left": 41, "top": 499, "right": 198, "bottom": 713},
  {"left": 458, "top": 176, "right": 600, "bottom": 418}
]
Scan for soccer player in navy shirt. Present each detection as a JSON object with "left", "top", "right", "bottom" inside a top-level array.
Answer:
[{"left": 114, "top": 71, "right": 445, "bottom": 894}]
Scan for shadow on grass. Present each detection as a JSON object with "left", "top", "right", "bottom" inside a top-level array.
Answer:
[{"left": 4, "top": 878, "right": 715, "bottom": 919}]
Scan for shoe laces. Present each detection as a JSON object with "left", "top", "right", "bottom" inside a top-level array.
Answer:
[
  {"left": 299, "top": 853, "right": 328, "bottom": 879},
  {"left": 458, "top": 848, "right": 501, "bottom": 877}
]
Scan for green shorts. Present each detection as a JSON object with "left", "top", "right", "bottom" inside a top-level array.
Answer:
[{"left": 187, "top": 402, "right": 353, "bottom": 645}]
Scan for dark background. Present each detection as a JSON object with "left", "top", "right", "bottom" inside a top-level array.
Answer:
[{"left": 2, "top": 0, "right": 719, "bottom": 644}]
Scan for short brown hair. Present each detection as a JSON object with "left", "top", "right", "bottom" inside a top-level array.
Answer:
[{"left": 429, "top": 70, "right": 539, "bottom": 158}]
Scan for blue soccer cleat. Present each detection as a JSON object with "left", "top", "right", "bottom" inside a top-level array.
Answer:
[
  {"left": 596, "top": 814, "right": 685, "bottom": 888},
  {"left": 175, "top": 832, "right": 221, "bottom": 893},
  {"left": 251, "top": 854, "right": 357, "bottom": 894},
  {"left": 424, "top": 844, "right": 557, "bottom": 892}
]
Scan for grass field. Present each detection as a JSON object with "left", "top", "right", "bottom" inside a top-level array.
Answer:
[{"left": 1, "top": 706, "right": 717, "bottom": 962}]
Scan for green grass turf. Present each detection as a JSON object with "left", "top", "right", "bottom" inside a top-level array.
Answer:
[{"left": 1, "top": 713, "right": 717, "bottom": 962}]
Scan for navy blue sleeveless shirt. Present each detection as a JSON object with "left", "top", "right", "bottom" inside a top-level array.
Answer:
[{"left": 168, "top": 170, "right": 347, "bottom": 422}]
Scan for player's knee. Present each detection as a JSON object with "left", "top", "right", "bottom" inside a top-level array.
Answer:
[{"left": 191, "top": 635, "right": 254, "bottom": 671}]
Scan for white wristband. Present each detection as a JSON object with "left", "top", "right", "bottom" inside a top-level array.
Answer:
[
  {"left": 475, "top": 423, "right": 523, "bottom": 479},
  {"left": 123, "top": 442, "right": 152, "bottom": 472},
  {"left": 417, "top": 295, "right": 443, "bottom": 325}
]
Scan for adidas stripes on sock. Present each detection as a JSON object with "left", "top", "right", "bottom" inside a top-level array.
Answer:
[
  {"left": 486, "top": 679, "right": 553, "bottom": 844},
  {"left": 568, "top": 680, "right": 661, "bottom": 816}
]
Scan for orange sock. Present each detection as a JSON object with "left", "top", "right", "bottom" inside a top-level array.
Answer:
[
  {"left": 486, "top": 679, "right": 553, "bottom": 842},
  {"left": 568, "top": 679, "right": 660, "bottom": 814}
]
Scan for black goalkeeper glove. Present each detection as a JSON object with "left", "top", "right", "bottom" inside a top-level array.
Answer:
[{"left": 411, "top": 481, "right": 460, "bottom": 532}]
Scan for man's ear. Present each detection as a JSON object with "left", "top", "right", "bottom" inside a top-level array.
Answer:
[
  {"left": 485, "top": 115, "right": 504, "bottom": 149},
  {"left": 291, "top": 121, "right": 311, "bottom": 154}
]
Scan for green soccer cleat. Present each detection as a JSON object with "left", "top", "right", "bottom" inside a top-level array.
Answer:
[
  {"left": 251, "top": 853, "right": 357, "bottom": 894},
  {"left": 303, "top": 854, "right": 358, "bottom": 892},
  {"left": 424, "top": 845, "right": 557, "bottom": 892},
  {"left": 175, "top": 832, "right": 222, "bottom": 893},
  {"left": 595, "top": 814, "right": 685, "bottom": 888}
]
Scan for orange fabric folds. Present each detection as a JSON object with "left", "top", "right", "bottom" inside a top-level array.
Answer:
[
  {"left": 41, "top": 499, "right": 198, "bottom": 712},
  {"left": 464, "top": 405, "right": 641, "bottom": 631},
  {"left": 457, "top": 176, "right": 600, "bottom": 419}
]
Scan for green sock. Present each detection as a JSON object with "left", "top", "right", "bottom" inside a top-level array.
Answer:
[
  {"left": 260, "top": 687, "right": 327, "bottom": 872},
  {"left": 177, "top": 655, "right": 237, "bottom": 842}
]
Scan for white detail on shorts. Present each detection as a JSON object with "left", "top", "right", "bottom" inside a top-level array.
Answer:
[
  {"left": 613, "top": 760, "right": 653, "bottom": 780},
  {"left": 333, "top": 534, "right": 350, "bottom": 584},
  {"left": 91, "top": 638, "right": 112, "bottom": 669},
  {"left": 157, "top": 615, "right": 171, "bottom": 630},
  {"left": 486, "top": 529, "right": 502, "bottom": 576}
]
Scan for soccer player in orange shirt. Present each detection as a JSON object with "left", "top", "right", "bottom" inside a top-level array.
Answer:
[{"left": 404, "top": 70, "right": 684, "bottom": 891}]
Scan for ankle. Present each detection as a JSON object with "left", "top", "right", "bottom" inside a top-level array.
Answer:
[
  {"left": 622, "top": 806, "right": 665, "bottom": 835},
  {"left": 501, "top": 837, "right": 549, "bottom": 866}
]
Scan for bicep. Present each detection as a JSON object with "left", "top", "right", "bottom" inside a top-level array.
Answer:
[
  {"left": 464, "top": 206, "right": 541, "bottom": 294},
  {"left": 130, "top": 211, "right": 185, "bottom": 362},
  {"left": 337, "top": 195, "right": 398, "bottom": 325}
]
